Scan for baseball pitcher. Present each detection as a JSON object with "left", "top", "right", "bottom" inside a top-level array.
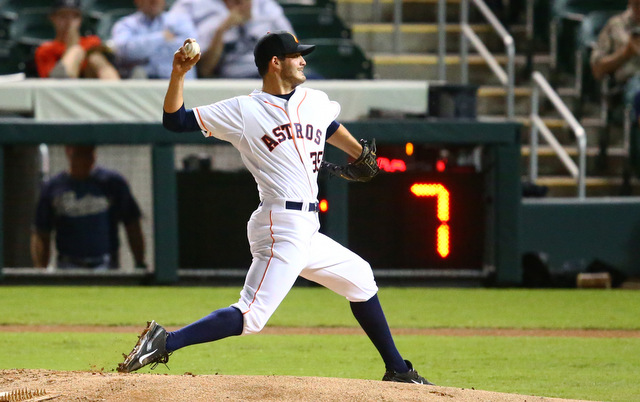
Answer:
[{"left": 118, "top": 31, "right": 433, "bottom": 385}]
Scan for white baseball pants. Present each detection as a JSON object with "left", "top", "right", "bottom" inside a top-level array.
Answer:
[{"left": 232, "top": 199, "right": 379, "bottom": 335}]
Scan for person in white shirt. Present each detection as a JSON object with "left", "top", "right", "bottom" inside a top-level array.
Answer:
[
  {"left": 111, "top": 0, "right": 198, "bottom": 79},
  {"left": 170, "top": 0, "right": 294, "bottom": 78}
]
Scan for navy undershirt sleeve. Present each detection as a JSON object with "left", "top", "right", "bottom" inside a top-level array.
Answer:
[
  {"left": 326, "top": 120, "right": 340, "bottom": 139},
  {"left": 163, "top": 104, "right": 200, "bottom": 132}
]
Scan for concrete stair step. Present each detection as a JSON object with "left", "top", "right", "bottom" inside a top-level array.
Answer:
[
  {"left": 515, "top": 117, "right": 626, "bottom": 148},
  {"left": 351, "top": 23, "right": 527, "bottom": 53},
  {"left": 476, "top": 89, "right": 606, "bottom": 122},
  {"left": 475, "top": 85, "right": 577, "bottom": 117},
  {"left": 520, "top": 146, "right": 629, "bottom": 177},
  {"left": 336, "top": 0, "right": 490, "bottom": 24},
  {"left": 528, "top": 176, "right": 639, "bottom": 197},
  {"left": 372, "top": 53, "right": 548, "bottom": 82},
  {"left": 478, "top": 114, "right": 618, "bottom": 148}
]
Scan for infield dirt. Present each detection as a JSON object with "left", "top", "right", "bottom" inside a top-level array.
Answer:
[{"left": 0, "top": 369, "right": 593, "bottom": 402}]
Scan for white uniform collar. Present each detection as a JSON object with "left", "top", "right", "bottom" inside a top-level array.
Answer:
[{"left": 250, "top": 87, "right": 306, "bottom": 102}]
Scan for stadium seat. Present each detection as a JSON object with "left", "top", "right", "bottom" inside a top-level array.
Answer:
[
  {"left": 0, "top": 13, "right": 12, "bottom": 40},
  {"left": 4, "top": 8, "right": 98, "bottom": 41},
  {"left": 94, "top": 8, "right": 137, "bottom": 40},
  {"left": 1, "top": 0, "right": 67, "bottom": 14},
  {"left": 4, "top": 8, "right": 98, "bottom": 42},
  {"left": 0, "top": 39, "right": 39, "bottom": 77},
  {"left": 0, "top": 40, "right": 22, "bottom": 75},
  {"left": 84, "top": 0, "right": 138, "bottom": 13},
  {"left": 301, "top": 38, "right": 372, "bottom": 79},
  {"left": 285, "top": 7, "right": 350, "bottom": 40},
  {"left": 7, "top": 8, "right": 55, "bottom": 42},
  {"left": 0, "top": 2, "right": 100, "bottom": 40}
]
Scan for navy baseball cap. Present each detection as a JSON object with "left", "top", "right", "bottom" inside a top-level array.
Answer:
[{"left": 254, "top": 31, "right": 315, "bottom": 73}]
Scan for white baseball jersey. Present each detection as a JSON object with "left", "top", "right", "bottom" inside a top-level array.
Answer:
[{"left": 192, "top": 86, "right": 378, "bottom": 335}]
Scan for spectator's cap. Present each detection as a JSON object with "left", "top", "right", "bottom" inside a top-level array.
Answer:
[
  {"left": 52, "top": 0, "right": 82, "bottom": 13},
  {"left": 254, "top": 31, "right": 315, "bottom": 72}
]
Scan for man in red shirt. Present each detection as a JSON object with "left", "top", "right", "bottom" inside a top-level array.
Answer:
[{"left": 35, "top": 0, "right": 120, "bottom": 79}]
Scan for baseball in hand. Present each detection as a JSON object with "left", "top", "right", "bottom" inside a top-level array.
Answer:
[{"left": 184, "top": 41, "right": 200, "bottom": 58}]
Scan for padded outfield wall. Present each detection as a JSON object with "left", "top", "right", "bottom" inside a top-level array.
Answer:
[
  {"left": 2, "top": 120, "right": 638, "bottom": 285},
  {"left": 0, "top": 120, "right": 522, "bottom": 285}
]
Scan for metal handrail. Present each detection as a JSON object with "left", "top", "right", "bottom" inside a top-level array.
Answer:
[
  {"left": 460, "top": 0, "right": 515, "bottom": 119},
  {"left": 530, "top": 71, "right": 587, "bottom": 199},
  {"left": 372, "top": 0, "right": 402, "bottom": 53},
  {"left": 438, "top": 0, "right": 447, "bottom": 81},
  {"left": 392, "top": 0, "right": 402, "bottom": 52}
]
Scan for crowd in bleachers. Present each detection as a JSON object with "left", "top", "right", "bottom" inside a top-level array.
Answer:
[
  {"left": 2, "top": 0, "right": 640, "bottom": 124},
  {"left": 0, "top": 0, "right": 369, "bottom": 79}
]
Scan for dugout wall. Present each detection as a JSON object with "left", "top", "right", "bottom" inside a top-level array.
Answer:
[{"left": 0, "top": 120, "right": 522, "bottom": 285}]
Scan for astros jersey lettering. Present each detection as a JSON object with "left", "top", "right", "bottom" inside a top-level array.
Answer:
[{"left": 193, "top": 87, "right": 339, "bottom": 201}]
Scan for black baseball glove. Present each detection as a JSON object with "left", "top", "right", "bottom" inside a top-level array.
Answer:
[{"left": 321, "top": 139, "right": 380, "bottom": 182}]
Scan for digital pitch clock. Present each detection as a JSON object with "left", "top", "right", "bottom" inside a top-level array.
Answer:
[{"left": 321, "top": 143, "right": 487, "bottom": 270}]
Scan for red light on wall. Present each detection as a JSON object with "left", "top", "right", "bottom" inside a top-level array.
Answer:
[
  {"left": 410, "top": 183, "right": 450, "bottom": 258},
  {"left": 377, "top": 157, "right": 407, "bottom": 173},
  {"left": 319, "top": 199, "right": 329, "bottom": 213},
  {"left": 436, "top": 159, "right": 447, "bottom": 172}
]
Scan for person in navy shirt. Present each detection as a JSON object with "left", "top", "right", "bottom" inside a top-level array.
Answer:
[{"left": 31, "top": 145, "right": 146, "bottom": 269}]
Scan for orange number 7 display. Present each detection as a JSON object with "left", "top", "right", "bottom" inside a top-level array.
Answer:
[{"left": 409, "top": 183, "right": 450, "bottom": 258}]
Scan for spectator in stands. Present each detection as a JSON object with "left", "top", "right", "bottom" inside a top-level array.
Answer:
[
  {"left": 110, "top": 0, "right": 198, "bottom": 79},
  {"left": 35, "top": 0, "right": 120, "bottom": 79},
  {"left": 31, "top": 145, "right": 146, "bottom": 270},
  {"left": 170, "top": 0, "right": 294, "bottom": 78},
  {"left": 591, "top": 0, "right": 640, "bottom": 109}
]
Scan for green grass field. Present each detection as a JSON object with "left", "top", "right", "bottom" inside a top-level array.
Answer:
[{"left": 1, "top": 286, "right": 639, "bottom": 401}]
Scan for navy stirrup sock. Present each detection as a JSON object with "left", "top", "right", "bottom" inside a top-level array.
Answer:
[
  {"left": 350, "top": 294, "right": 409, "bottom": 373},
  {"left": 165, "top": 306, "right": 244, "bottom": 352}
]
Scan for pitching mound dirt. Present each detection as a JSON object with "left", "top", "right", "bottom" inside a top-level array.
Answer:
[{"left": 0, "top": 369, "right": 591, "bottom": 402}]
